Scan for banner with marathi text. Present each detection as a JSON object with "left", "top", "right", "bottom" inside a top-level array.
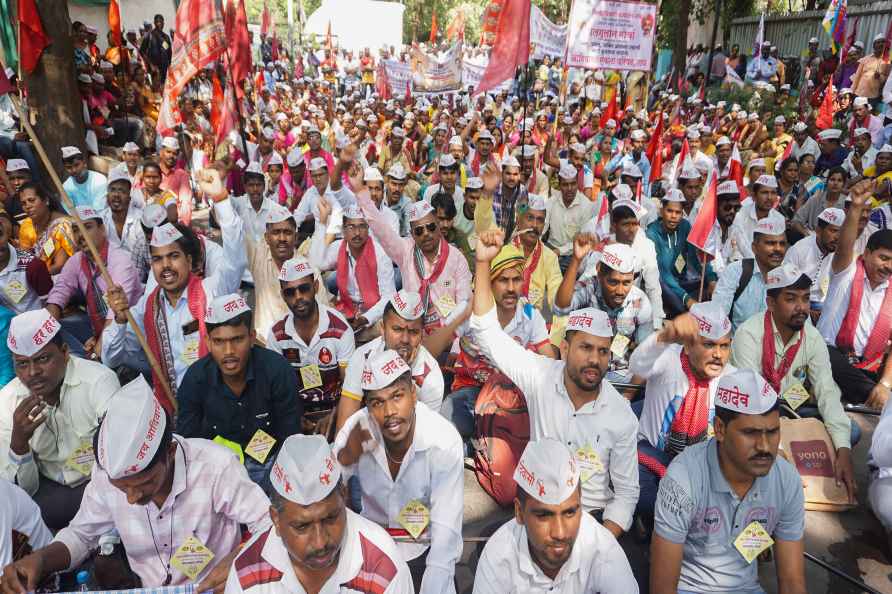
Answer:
[
  {"left": 567, "top": 0, "right": 655, "bottom": 71},
  {"left": 410, "top": 43, "right": 463, "bottom": 93},
  {"left": 461, "top": 57, "right": 512, "bottom": 93},
  {"left": 381, "top": 59, "right": 413, "bottom": 98},
  {"left": 530, "top": 6, "right": 567, "bottom": 60}
]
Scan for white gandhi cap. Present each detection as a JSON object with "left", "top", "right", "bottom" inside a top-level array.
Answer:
[
  {"left": 765, "top": 263, "right": 808, "bottom": 290},
  {"left": 388, "top": 290, "right": 425, "bottom": 321},
  {"left": 361, "top": 349, "right": 411, "bottom": 391},
  {"left": 565, "top": 308, "right": 613, "bottom": 338},
  {"left": 754, "top": 210, "right": 786, "bottom": 236},
  {"left": 7, "top": 309, "right": 62, "bottom": 357},
  {"left": 96, "top": 376, "right": 167, "bottom": 479},
  {"left": 150, "top": 223, "right": 183, "bottom": 248},
  {"left": 271, "top": 435, "right": 342, "bottom": 505},
  {"left": 514, "top": 438, "right": 580, "bottom": 505},
  {"left": 689, "top": 301, "right": 731, "bottom": 341},
  {"left": 278, "top": 256, "right": 315, "bottom": 282},
  {"left": 715, "top": 368, "right": 778, "bottom": 415},
  {"left": 598, "top": 242, "right": 636, "bottom": 274},
  {"left": 205, "top": 293, "right": 251, "bottom": 325}
]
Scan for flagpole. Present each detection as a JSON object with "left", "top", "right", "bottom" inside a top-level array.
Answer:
[{"left": 0, "top": 76, "right": 176, "bottom": 411}]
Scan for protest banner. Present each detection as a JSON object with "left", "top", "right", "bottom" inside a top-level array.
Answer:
[
  {"left": 567, "top": 0, "right": 656, "bottom": 71},
  {"left": 461, "top": 58, "right": 512, "bottom": 93},
  {"left": 381, "top": 59, "right": 414, "bottom": 98},
  {"left": 530, "top": 6, "right": 567, "bottom": 60},
  {"left": 411, "top": 43, "right": 463, "bottom": 93}
]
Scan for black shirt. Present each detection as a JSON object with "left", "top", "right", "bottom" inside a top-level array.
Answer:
[{"left": 177, "top": 345, "right": 301, "bottom": 457}]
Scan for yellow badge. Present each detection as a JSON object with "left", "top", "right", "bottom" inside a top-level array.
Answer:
[
  {"left": 181, "top": 335, "right": 200, "bottom": 364},
  {"left": 42, "top": 239, "right": 54, "bottom": 258},
  {"left": 820, "top": 275, "right": 830, "bottom": 298},
  {"left": 397, "top": 500, "right": 430, "bottom": 540},
  {"left": 213, "top": 435, "right": 244, "bottom": 464},
  {"left": 782, "top": 383, "right": 810, "bottom": 410},
  {"left": 436, "top": 294, "right": 457, "bottom": 318},
  {"left": 245, "top": 429, "right": 277, "bottom": 464},
  {"left": 3, "top": 280, "right": 27, "bottom": 304},
  {"left": 65, "top": 441, "right": 94, "bottom": 476},
  {"left": 733, "top": 521, "right": 774, "bottom": 564},
  {"left": 300, "top": 363, "right": 323, "bottom": 389},
  {"left": 707, "top": 422, "right": 715, "bottom": 438},
  {"left": 575, "top": 445, "right": 605, "bottom": 483},
  {"left": 610, "top": 334, "right": 630, "bottom": 358},
  {"left": 674, "top": 254, "right": 686, "bottom": 274},
  {"left": 170, "top": 535, "right": 215, "bottom": 581}
]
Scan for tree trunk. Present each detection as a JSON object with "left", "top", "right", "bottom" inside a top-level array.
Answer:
[
  {"left": 22, "top": 0, "right": 84, "bottom": 178},
  {"left": 672, "top": 0, "right": 691, "bottom": 86}
]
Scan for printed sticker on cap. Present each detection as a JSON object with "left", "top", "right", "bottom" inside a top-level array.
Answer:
[
  {"left": 733, "top": 521, "right": 774, "bottom": 564},
  {"left": 170, "top": 535, "right": 215, "bottom": 580},
  {"left": 397, "top": 500, "right": 431, "bottom": 540}
]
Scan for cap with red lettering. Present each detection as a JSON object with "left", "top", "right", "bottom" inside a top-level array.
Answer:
[
  {"left": 278, "top": 256, "right": 315, "bottom": 282},
  {"left": 271, "top": 434, "right": 342, "bottom": 505},
  {"left": 150, "top": 223, "right": 184, "bottom": 248},
  {"left": 361, "top": 349, "right": 411, "bottom": 391},
  {"left": 715, "top": 368, "right": 778, "bottom": 415},
  {"left": 205, "top": 293, "right": 251, "bottom": 324},
  {"left": 689, "top": 301, "right": 731, "bottom": 341},
  {"left": 513, "top": 438, "right": 580, "bottom": 505},
  {"left": 7, "top": 309, "right": 61, "bottom": 357},
  {"left": 407, "top": 201, "right": 434, "bottom": 223},
  {"left": 765, "top": 263, "right": 808, "bottom": 290},
  {"left": 598, "top": 243, "right": 636, "bottom": 274},
  {"left": 754, "top": 211, "right": 786, "bottom": 236},
  {"left": 565, "top": 307, "right": 613, "bottom": 338},
  {"left": 388, "top": 290, "right": 424, "bottom": 321},
  {"left": 817, "top": 207, "right": 844, "bottom": 226},
  {"left": 96, "top": 376, "right": 167, "bottom": 479}
]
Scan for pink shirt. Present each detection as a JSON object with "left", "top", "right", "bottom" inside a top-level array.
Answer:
[
  {"left": 53, "top": 438, "right": 271, "bottom": 587},
  {"left": 357, "top": 190, "right": 472, "bottom": 327}
]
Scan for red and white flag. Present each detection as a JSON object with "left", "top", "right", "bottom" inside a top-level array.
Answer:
[
  {"left": 670, "top": 139, "right": 691, "bottom": 185},
  {"left": 475, "top": 0, "right": 530, "bottom": 95},
  {"left": 728, "top": 142, "right": 745, "bottom": 197},
  {"left": 688, "top": 174, "right": 720, "bottom": 259}
]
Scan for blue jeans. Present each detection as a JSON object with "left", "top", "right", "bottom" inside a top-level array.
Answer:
[
  {"left": 245, "top": 456, "right": 275, "bottom": 497},
  {"left": 440, "top": 386, "right": 481, "bottom": 442},
  {"left": 636, "top": 439, "right": 672, "bottom": 526}
]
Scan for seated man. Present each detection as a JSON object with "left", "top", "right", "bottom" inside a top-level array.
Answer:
[
  {"left": 0, "top": 376, "right": 271, "bottom": 591},
  {"left": 0, "top": 216, "right": 51, "bottom": 314},
  {"left": 731, "top": 263, "right": 856, "bottom": 500},
  {"left": 61, "top": 145, "right": 107, "bottom": 212},
  {"left": 266, "top": 257, "right": 355, "bottom": 437},
  {"left": 471, "top": 229, "right": 639, "bottom": 537},
  {"left": 817, "top": 179, "right": 892, "bottom": 409},
  {"left": 225, "top": 434, "right": 413, "bottom": 594},
  {"left": 650, "top": 369, "right": 807, "bottom": 594},
  {"left": 713, "top": 210, "right": 788, "bottom": 329},
  {"left": 556, "top": 239, "right": 654, "bottom": 383},
  {"left": 335, "top": 350, "right": 463, "bottom": 592},
  {"left": 0, "top": 309, "right": 119, "bottom": 530},
  {"left": 46, "top": 206, "right": 141, "bottom": 360},
  {"left": 629, "top": 302, "right": 734, "bottom": 527},
  {"left": 103, "top": 169, "right": 150, "bottom": 284},
  {"left": 177, "top": 294, "right": 301, "bottom": 490},
  {"left": 783, "top": 207, "right": 843, "bottom": 321},
  {"left": 510, "top": 194, "right": 562, "bottom": 315},
  {"left": 0, "top": 478, "right": 52, "bottom": 567},
  {"left": 473, "top": 439, "right": 638, "bottom": 593},
  {"left": 337, "top": 290, "right": 443, "bottom": 431},
  {"left": 727, "top": 174, "right": 781, "bottom": 262}
]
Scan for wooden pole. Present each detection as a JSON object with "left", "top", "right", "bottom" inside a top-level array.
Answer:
[{"left": 3, "top": 88, "right": 177, "bottom": 411}]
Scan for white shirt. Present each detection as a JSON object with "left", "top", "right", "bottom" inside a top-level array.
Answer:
[
  {"left": 0, "top": 478, "right": 52, "bottom": 566},
  {"left": 0, "top": 358, "right": 119, "bottom": 494},
  {"left": 817, "top": 258, "right": 888, "bottom": 356},
  {"left": 294, "top": 184, "right": 355, "bottom": 225},
  {"left": 225, "top": 510, "right": 413, "bottom": 594},
  {"left": 791, "top": 136, "right": 821, "bottom": 162},
  {"left": 629, "top": 230, "right": 665, "bottom": 326},
  {"left": 842, "top": 145, "right": 877, "bottom": 178},
  {"left": 472, "top": 514, "right": 639, "bottom": 594},
  {"left": 629, "top": 335, "right": 735, "bottom": 450},
  {"left": 231, "top": 195, "right": 279, "bottom": 243},
  {"left": 470, "top": 307, "right": 640, "bottom": 529},
  {"left": 342, "top": 336, "right": 444, "bottom": 412},
  {"left": 333, "top": 403, "right": 464, "bottom": 594},
  {"left": 102, "top": 198, "right": 246, "bottom": 386},
  {"left": 308, "top": 226, "right": 395, "bottom": 326},
  {"left": 728, "top": 203, "right": 780, "bottom": 262},
  {"left": 784, "top": 234, "right": 833, "bottom": 304},
  {"left": 423, "top": 183, "right": 464, "bottom": 204},
  {"left": 544, "top": 191, "right": 598, "bottom": 256}
]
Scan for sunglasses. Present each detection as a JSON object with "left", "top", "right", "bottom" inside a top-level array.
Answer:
[
  {"left": 412, "top": 222, "right": 438, "bottom": 237},
  {"left": 282, "top": 282, "right": 314, "bottom": 298}
]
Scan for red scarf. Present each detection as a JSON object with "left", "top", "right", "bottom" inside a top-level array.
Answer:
[
  {"left": 666, "top": 352, "right": 712, "bottom": 457},
  {"left": 470, "top": 149, "right": 494, "bottom": 177},
  {"left": 836, "top": 257, "right": 892, "bottom": 372},
  {"left": 761, "top": 311, "right": 804, "bottom": 393},
  {"left": 144, "top": 275, "right": 208, "bottom": 415},
  {"left": 80, "top": 242, "right": 109, "bottom": 337},
  {"left": 513, "top": 235, "right": 541, "bottom": 297},
  {"left": 415, "top": 238, "right": 450, "bottom": 313},
  {"left": 335, "top": 239, "right": 380, "bottom": 319}
]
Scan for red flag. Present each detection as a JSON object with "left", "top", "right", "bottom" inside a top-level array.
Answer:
[
  {"left": 17, "top": 0, "right": 49, "bottom": 74},
  {"left": 325, "top": 21, "right": 333, "bottom": 50},
  {"left": 645, "top": 112, "right": 664, "bottom": 163},
  {"left": 602, "top": 91, "right": 618, "bottom": 126},
  {"left": 816, "top": 83, "right": 836, "bottom": 130},
  {"left": 210, "top": 72, "right": 224, "bottom": 133},
  {"left": 649, "top": 137, "right": 664, "bottom": 183},
  {"left": 224, "top": 0, "right": 252, "bottom": 100},
  {"left": 0, "top": 67, "right": 14, "bottom": 96},
  {"left": 688, "top": 174, "right": 719, "bottom": 257},
  {"left": 404, "top": 80, "right": 412, "bottom": 104},
  {"left": 840, "top": 17, "right": 860, "bottom": 64},
  {"left": 475, "top": 0, "right": 530, "bottom": 95},
  {"left": 883, "top": 18, "right": 892, "bottom": 61},
  {"left": 729, "top": 143, "right": 745, "bottom": 196},
  {"left": 671, "top": 139, "right": 691, "bottom": 183},
  {"left": 446, "top": 10, "right": 465, "bottom": 41},
  {"left": 780, "top": 138, "right": 794, "bottom": 163},
  {"left": 376, "top": 62, "right": 390, "bottom": 100},
  {"left": 261, "top": 0, "right": 271, "bottom": 36},
  {"left": 108, "top": 0, "right": 122, "bottom": 48},
  {"left": 211, "top": 73, "right": 237, "bottom": 147},
  {"left": 429, "top": 11, "right": 438, "bottom": 44}
]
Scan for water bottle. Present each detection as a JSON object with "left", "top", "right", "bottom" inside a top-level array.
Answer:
[{"left": 76, "top": 570, "right": 89, "bottom": 592}]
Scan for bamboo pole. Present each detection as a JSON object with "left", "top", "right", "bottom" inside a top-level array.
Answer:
[{"left": 2, "top": 80, "right": 177, "bottom": 411}]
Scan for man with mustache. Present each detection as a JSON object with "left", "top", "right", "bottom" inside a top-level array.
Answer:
[
  {"left": 471, "top": 229, "right": 639, "bottom": 539},
  {"left": 225, "top": 434, "right": 412, "bottom": 594},
  {"left": 509, "top": 194, "right": 561, "bottom": 314},
  {"left": 265, "top": 257, "right": 355, "bottom": 437},
  {"left": 784, "top": 207, "right": 843, "bottom": 322},
  {"left": 337, "top": 290, "right": 443, "bottom": 431},
  {"left": 473, "top": 439, "right": 638, "bottom": 593},
  {"left": 818, "top": 178, "right": 892, "bottom": 409},
  {"left": 335, "top": 349, "right": 463, "bottom": 593},
  {"left": 727, "top": 174, "right": 781, "bottom": 262},
  {"left": 555, "top": 239, "right": 654, "bottom": 383},
  {"left": 629, "top": 301, "right": 733, "bottom": 530},
  {"left": 102, "top": 169, "right": 150, "bottom": 283},
  {"left": 0, "top": 309, "right": 119, "bottom": 530},
  {"left": 713, "top": 210, "right": 788, "bottom": 329},
  {"left": 45, "top": 206, "right": 141, "bottom": 360},
  {"left": 1, "top": 376, "right": 271, "bottom": 592},
  {"left": 731, "top": 263, "right": 856, "bottom": 502},
  {"left": 650, "top": 369, "right": 807, "bottom": 594},
  {"left": 176, "top": 294, "right": 301, "bottom": 491}
]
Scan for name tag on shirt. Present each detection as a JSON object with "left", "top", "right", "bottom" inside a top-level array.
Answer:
[
  {"left": 397, "top": 500, "right": 430, "bottom": 540},
  {"left": 575, "top": 445, "right": 605, "bottom": 483},
  {"left": 782, "top": 383, "right": 810, "bottom": 410},
  {"left": 675, "top": 254, "right": 686, "bottom": 274},
  {"left": 65, "top": 440, "right": 94, "bottom": 476},
  {"left": 245, "top": 429, "right": 276, "bottom": 464},
  {"left": 42, "top": 239, "right": 54, "bottom": 258},
  {"left": 181, "top": 333, "right": 200, "bottom": 365},
  {"left": 170, "top": 535, "right": 215, "bottom": 580},
  {"left": 300, "top": 364, "right": 323, "bottom": 389},
  {"left": 436, "top": 294, "right": 457, "bottom": 318},
  {"left": 733, "top": 521, "right": 774, "bottom": 564},
  {"left": 4, "top": 280, "right": 27, "bottom": 304},
  {"left": 610, "top": 334, "right": 630, "bottom": 358}
]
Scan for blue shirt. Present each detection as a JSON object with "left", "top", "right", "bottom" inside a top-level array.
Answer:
[
  {"left": 646, "top": 218, "right": 715, "bottom": 305},
  {"left": 62, "top": 170, "right": 107, "bottom": 212},
  {"left": 0, "top": 307, "right": 14, "bottom": 388},
  {"left": 711, "top": 258, "right": 767, "bottom": 329},
  {"left": 605, "top": 152, "right": 652, "bottom": 196}
]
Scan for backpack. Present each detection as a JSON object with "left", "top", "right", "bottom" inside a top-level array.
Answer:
[
  {"left": 732, "top": 258, "right": 755, "bottom": 311},
  {"left": 471, "top": 372, "right": 531, "bottom": 506}
]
